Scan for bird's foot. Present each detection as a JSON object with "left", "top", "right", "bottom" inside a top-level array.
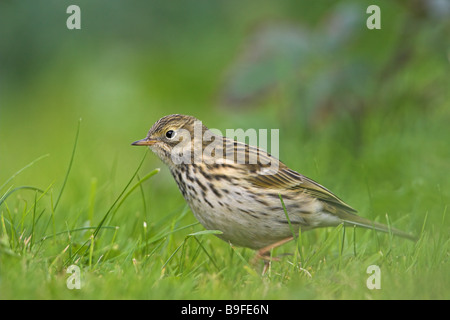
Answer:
[{"left": 252, "top": 236, "right": 294, "bottom": 275}]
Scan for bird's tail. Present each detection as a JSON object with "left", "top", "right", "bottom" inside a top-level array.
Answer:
[{"left": 339, "top": 212, "right": 417, "bottom": 241}]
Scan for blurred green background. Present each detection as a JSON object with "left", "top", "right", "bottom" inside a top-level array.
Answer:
[{"left": 0, "top": 0, "right": 449, "bottom": 299}]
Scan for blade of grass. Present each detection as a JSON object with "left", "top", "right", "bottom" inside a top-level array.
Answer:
[
  {"left": 279, "top": 194, "right": 296, "bottom": 240},
  {"left": 304, "top": 224, "right": 343, "bottom": 268},
  {"left": 102, "top": 226, "right": 120, "bottom": 263},
  {"left": 0, "top": 186, "right": 45, "bottom": 208},
  {"left": 30, "top": 192, "right": 37, "bottom": 250},
  {"left": 19, "top": 183, "right": 53, "bottom": 229},
  {"left": 106, "top": 167, "right": 160, "bottom": 225},
  {"left": 3, "top": 202, "right": 16, "bottom": 249},
  {"left": 38, "top": 226, "right": 118, "bottom": 243},
  {"left": 178, "top": 235, "right": 189, "bottom": 274},
  {"left": 50, "top": 191, "right": 56, "bottom": 243},
  {"left": 92, "top": 150, "right": 151, "bottom": 238},
  {"left": 137, "top": 174, "right": 148, "bottom": 222},
  {"left": 295, "top": 227, "right": 304, "bottom": 269},
  {"left": 338, "top": 225, "right": 346, "bottom": 269},
  {"left": 135, "top": 222, "right": 200, "bottom": 252},
  {"left": 229, "top": 245, "right": 258, "bottom": 276},
  {"left": 141, "top": 238, "right": 166, "bottom": 268},
  {"left": 0, "top": 154, "right": 49, "bottom": 191},
  {"left": 54, "top": 118, "right": 81, "bottom": 212},
  {"left": 192, "top": 236, "right": 221, "bottom": 272},
  {"left": 279, "top": 193, "right": 301, "bottom": 267},
  {"left": 188, "top": 230, "right": 223, "bottom": 236},
  {"left": 162, "top": 238, "right": 186, "bottom": 270},
  {"left": 88, "top": 234, "right": 95, "bottom": 270}
]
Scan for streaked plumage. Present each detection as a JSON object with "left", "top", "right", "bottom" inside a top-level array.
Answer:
[{"left": 132, "top": 114, "right": 416, "bottom": 252}]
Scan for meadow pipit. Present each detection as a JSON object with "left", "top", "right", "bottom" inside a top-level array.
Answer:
[{"left": 132, "top": 114, "right": 415, "bottom": 261}]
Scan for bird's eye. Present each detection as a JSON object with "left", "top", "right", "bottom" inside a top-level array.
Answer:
[{"left": 165, "top": 130, "right": 176, "bottom": 139}]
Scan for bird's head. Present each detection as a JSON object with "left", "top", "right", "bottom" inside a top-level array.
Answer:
[{"left": 132, "top": 114, "right": 208, "bottom": 166}]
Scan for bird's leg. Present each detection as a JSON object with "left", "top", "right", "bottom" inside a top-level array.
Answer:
[
  {"left": 257, "top": 236, "right": 294, "bottom": 257},
  {"left": 252, "top": 236, "right": 295, "bottom": 269}
]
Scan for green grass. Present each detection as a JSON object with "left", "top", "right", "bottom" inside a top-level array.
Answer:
[{"left": 0, "top": 110, "right": 448, "bottom": 300}]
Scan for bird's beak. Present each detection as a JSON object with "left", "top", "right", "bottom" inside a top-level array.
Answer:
[{"left": 131, "top": 138, "right": 157, "bottom": 146}]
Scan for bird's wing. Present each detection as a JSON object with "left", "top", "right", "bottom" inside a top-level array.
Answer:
[
  {"left": 248, "top": 164, "right": 417, "bottom": 240},
  {"left": 248, "top": 164, "right": 358, "bottom": 214}
]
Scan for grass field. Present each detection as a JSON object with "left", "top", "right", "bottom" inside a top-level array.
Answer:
[
  {"left": 0, "top": 1, "right": 449, "bottom": 300},
  {"left": 1, "top": 102, "right": 448, "bottom": 300}
]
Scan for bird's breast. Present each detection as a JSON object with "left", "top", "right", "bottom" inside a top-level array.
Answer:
[{"left": 169, "top": 163, "right": 327, "bottom": 249}]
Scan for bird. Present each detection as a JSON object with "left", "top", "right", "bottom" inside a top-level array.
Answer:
[{"left": 132, "top": 114, "right": 416, "bottom": 261}]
